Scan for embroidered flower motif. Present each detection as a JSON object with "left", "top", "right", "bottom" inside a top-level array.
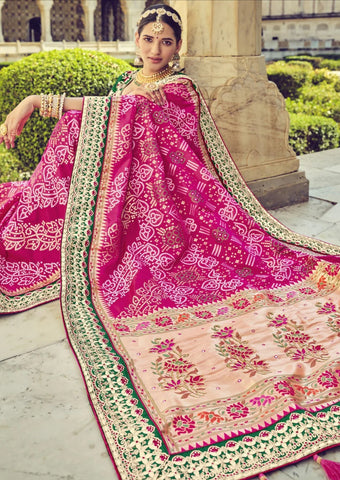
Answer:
[
  {"left": 113, "top": 323, "right": 130, "bottom": 332},
  {"left": 135, "top": 321, "right": 151, "bottom": 330},
  {"left": 316, "top": 301, "right": 340, "bottom": 336},
  {"left": 217, "top": 306, "right": 229, "bottom": 315},
  {"left": 211, "top": 326, "right": 234, "bottom": 338},
  {"left": 164, "top": 379, "right": 181, "bottom": 390},
  {"left": 291, "top": 349, "right": 307, "bottom": 361},
  {"left": 286, "top": 291, "right": 297, "bottom": 299},
  {"left": 317, "top": 275, "right": 327, "bottom": 290},
  {"left": 197, "top": 411, "right": 225, "bottom": 424},
  {"left": 274, "top": 380, "right": 295, "bottom": 396},
  {"left": 164, "top": 357, "right": 193, "bottom": 374},
  {"left": 173, "top": 415, "right": 196, "bottom": 434},
  {"left": 267, "top": 311, "right": 329, "bottom": 366},
  {"left": 232, "top": 298, "right": 251, "bottom": 309},
  {"left": 267, "top": 294, "right": 283, "bottom": 303},
  {"left": 249, "top": 395, "right": 275, "bottom": 407},
  {"left": 185, "top": 375, "right": 205, "bottom": 387},
  {"left": 284, "top": 331, "right": 311, "bottom": 345},
  {"left": 149, "top": 338, "right": 175, "bottom": 353},
  {"left": 299, "top": 287, "right": 316, "bottom": 295},
  {"left": 317, "top": 302, "right": 336, "bottom": 315},
  {"left": 212, "top": 324, "right": 270, "bottom": 376},
  {"left": 149, "top": 338, "right": 206, "bottom": 398},
  {"left": 194, "top": 310, "right": 213, "bottom": 319},
  {"left": 268, "top": 314, "right": 288, "bottom": 327},
  {"left": 293, "top": 384, "right": 320, "bottom": 396},
  {"left": 226, "top": 344, "right": 255, "bottom": 359},
  {"left": 226, "top": 402, "right": 249, "bottom": 419},
  {"left": 176, "top": 313, "right": 190, "bottom": 323},
  {"left": 325, "top": 264, "right": 340, "bottom": 276},
  {"left": 317, "top": 370, "right": 339, "bottom": 388},
  {"left": 154, "top": 316, "right": 173, "bottom": 327}
]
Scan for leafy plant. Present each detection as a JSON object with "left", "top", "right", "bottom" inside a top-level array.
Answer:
[
  {"left": 0, "top": 144, "right": 30, "bottom": 183},
  {"left": 0, "top": 49, "right": 132, "bottom": 174},
  {"left": 284, "top": 55, "right": 324, "bottom": 69},
  {"left": 289, "top": 113, "right": 340, "bottom": 155},
  {"left": 286, "top": 84, "right": 340, "bottom": 123},
  {"left": 266, "top": 61, "right": 313, "bottom": 98}
]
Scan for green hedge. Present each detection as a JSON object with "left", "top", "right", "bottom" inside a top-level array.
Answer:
[
  {"left": 266, "top": 61, "right": 313, "bottom": 98},
  {"left": 0, "top": 144, "right": 29, "bottom": 183},
  {"left": 284, "top": 55, "right": 324, "bottom": 69},
  {"left": 319, "top": 58, "right": 340, "bottom": 71},
  {"left": 0, "top": 49, "right": 132, "bottom": 174},
  {"left": 289, "top": 113, "right": 340, "bottom": 155},
  {"left": 286, "top": 83, "right": 340, "bottom": 123}
]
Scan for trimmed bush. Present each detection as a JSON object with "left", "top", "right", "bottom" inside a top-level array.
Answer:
[
  {"left": 286, "top": 83, "right": 340, "bottom": 123},
  {"left": 289, "top": 113, "right": 340, "bottom": 155},
  {"left": 0, "top": 49, "right": 132, "bottom": 173},
  {"left": 310, "top": 68, "right": 340, "bottom": 89},
  {"left": 266, "top": 61, "right": 312, "bottom": 98},
  {"left": 284, "top": 55, "right": 323, "bottom": 69},
  {"left": 0, "top": 144, "right": 30, "bottom": 183},
  {"left": 0, "top": 62, "right": 12, "bottom": 70},
  {"left": 319, "top": 58, "right": 340, "bottom": 71}
]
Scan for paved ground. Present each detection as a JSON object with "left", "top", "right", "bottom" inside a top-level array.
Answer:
[{"left": 1, "top": 148, "right": 339, "bottom": 480}]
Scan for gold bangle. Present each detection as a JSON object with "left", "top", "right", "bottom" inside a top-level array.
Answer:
[
  {"left": 58, "top": 92, "right": 66, "bottom": 120},
  {"left": 40, "top": 93, "right": 48, "bottom": 117},
  {"left": 47, "top": 93, "right": 53, "bottom": 117},
  {"left": 51, "top": 94, "right": 60, "bottom": 119}
]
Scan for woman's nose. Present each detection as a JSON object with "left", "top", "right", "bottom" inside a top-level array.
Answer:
[{"left": 151, "top": 41, "right": 161, "bottom": 54}]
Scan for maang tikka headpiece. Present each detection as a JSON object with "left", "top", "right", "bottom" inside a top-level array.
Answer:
[{"left": 137, "top": 7, "right": 183, "bottom": 36}]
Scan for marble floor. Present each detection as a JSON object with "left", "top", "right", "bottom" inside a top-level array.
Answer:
[{"left": 1, "top": 148, "right": 340, "bottom": 480}]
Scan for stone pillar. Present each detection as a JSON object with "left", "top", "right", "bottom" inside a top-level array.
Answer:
[
  {"left": 37, "top": 0, "right": 53, "bottom": 42},
  {"left": 172, "top": 0, "right": 308, "bottom": 209},
  {"left": 83, "top": 0, "right": 97, "bottom": 41},
  {"left": 126, "top": 0, "right": 145, "bottom": 39},
  {"left": 0, "top": 0, "right": 5, "bottom": 42}
]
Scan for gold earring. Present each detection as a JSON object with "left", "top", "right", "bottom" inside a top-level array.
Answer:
[
  {"left": 134, "top": 48, "right": 143, "bottom": 67},
  {"left": 171, "top": 52, "right": 181, "bottom": 72}
]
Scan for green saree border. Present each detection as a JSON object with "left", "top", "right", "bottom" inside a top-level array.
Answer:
[{"left": 61, "top": 93, "right": 340, "bottom": 479}]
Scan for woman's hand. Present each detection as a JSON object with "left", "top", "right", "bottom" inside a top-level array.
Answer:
[
  {"left": 123, "top": 84, "right": 166, "bottom": 106},
  {"left": 0, "top": 95, "right": 38, "bottom": 149}
]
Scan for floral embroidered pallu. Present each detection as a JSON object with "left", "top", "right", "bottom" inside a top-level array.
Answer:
[{"left": 1, "top": 74, "right": 340, "bottom": 479}]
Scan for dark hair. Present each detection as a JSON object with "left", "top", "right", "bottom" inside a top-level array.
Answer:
[{"left": 137, "top": 4, "right": 182, "bottom": 43}]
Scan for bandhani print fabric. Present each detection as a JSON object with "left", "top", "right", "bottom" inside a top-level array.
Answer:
[{"left": 1, "top": 73, "right": 340, "bottom": 479}]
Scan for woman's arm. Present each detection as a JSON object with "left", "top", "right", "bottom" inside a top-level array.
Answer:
[{"left": 0, "top": 94, "right": 83, "bottom": 149}]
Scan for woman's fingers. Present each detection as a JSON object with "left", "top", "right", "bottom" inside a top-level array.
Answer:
[
  {"left": 125, "top": 85, "right": 166, "bottom": 106},
  {"left": 147, "top": 86, "right": 166, "bottom": 106}
]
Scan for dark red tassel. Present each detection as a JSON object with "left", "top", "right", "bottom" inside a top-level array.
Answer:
[{"left": 314, "top": 454, "right": 340, "bottom": 480}]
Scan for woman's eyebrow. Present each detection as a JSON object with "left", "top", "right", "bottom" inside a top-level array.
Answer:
[{"left": 142, "top": 34, "right": 174, "bottom": 41}]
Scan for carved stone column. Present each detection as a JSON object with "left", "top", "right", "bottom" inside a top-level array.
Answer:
[
  {"left": 0, "top": 0, "right": 5, "bottom": 42},
  {"left": 83, "top": 0, "right": 97, "bottom": 41},
  {"left": 37, "top": 0, "right": 53, "bottom": 42},
  {"left": 172, "top": 0, "right": 308, "bottom": 209}
]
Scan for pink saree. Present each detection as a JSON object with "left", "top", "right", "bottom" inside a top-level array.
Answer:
[{"left": 1, "top": 73, "right": 340, "bottom": 479}]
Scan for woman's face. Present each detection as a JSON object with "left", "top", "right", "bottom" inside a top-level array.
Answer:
[{"left": 135, "top": 21, "right": 182, "bottom": 75}]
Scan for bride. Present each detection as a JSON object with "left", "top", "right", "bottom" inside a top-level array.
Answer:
[{"left": 1, "top": 4, "right": 340, "bottom": 480}]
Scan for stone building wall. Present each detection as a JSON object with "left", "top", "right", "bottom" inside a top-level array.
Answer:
[
  {"left": 2, "top": 0, "right": 41, "bottom": 42},
  {"left": 0, "top": 0, "right": 133, "bottom": 43},
  {"left": 262, "top": 0, "right": 340, "bottom": 60}
]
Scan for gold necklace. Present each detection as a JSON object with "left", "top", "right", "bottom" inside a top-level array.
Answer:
[{"left": 134, "top": 65, "right": 174, "bottom": 90}]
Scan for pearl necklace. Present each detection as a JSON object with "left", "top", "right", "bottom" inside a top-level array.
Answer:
[{"left": 134, "top": 65, "right": 174, "bottom": 91}]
